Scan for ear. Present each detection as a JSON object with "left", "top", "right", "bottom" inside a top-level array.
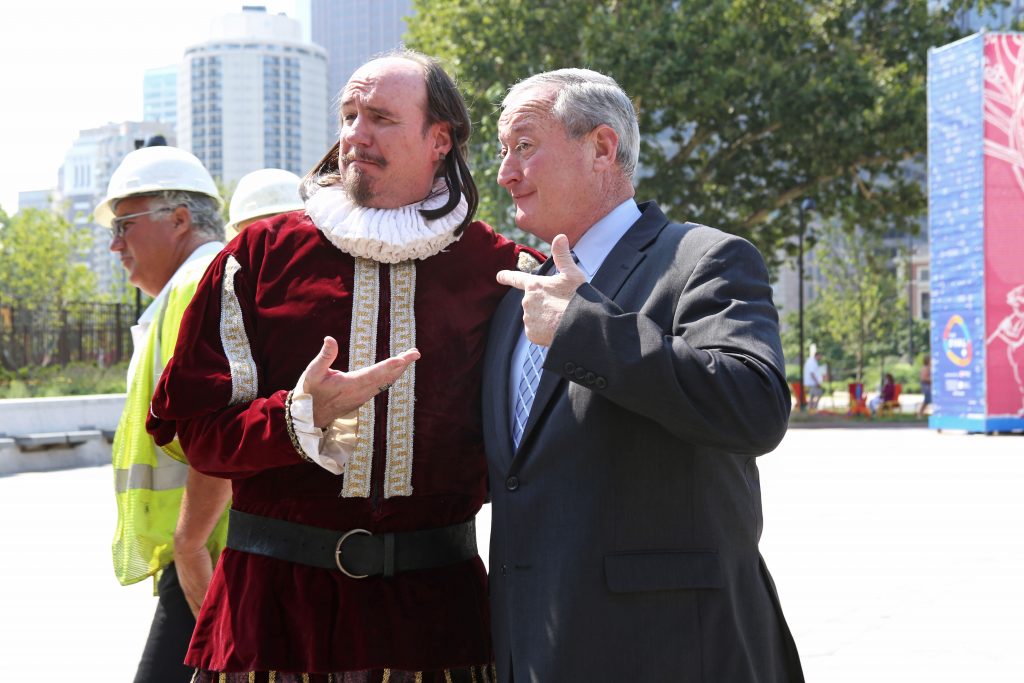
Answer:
[
  {"left": 589, "top": 124, "right": 619, "bottom": 172},
  {"left": 430, "top": 122, "right": 453, "bottom": 160},
  {"left": 171, "top": 205, "right": 192, "bottom": 233}
]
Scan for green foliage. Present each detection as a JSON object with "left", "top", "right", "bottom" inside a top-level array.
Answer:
[
  {"left": 0, "top": 207, "right": 98, "bottom": 306},
  {"left": 784, "top": 221, "right": 903, "bottom": 382},
  {"left": 0, "top": 361, "right": 128, "bottom": 398},
  {"left": 216, "top": 178, "right": 237, "bottom": 225},
  {"left": 405, "top": 0, "right": 997, "bottom": 257}
]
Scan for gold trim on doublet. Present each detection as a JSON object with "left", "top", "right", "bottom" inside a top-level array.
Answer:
[
  {"left": 342, "top": 259, "right": 418, "bottom": 499},
  {"left": 221, "top": 255, "right": 259, "bottom": 405},
  {"left": 193, "top": 665, "right": 492, "bottom": 682},
  {"left": 385, "top": 261, "right": 416, "bottom": 498},
  {"left": 517, "top": 251, "right": 541, "bottom": 273},
  {"left": 342, "top": 257, "right": 379, "bottom": 498},
  {"left": 284, "top": 391, "right": 312, "bottom": 462}
]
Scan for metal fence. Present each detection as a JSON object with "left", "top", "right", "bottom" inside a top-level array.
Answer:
[{"left": 0, "top": 298, "right": 136, "bottom": 370}]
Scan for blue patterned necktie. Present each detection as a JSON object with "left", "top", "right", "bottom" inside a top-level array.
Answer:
[
  {"left": 511, "top": 251, "right": 579, "bottom": 448},
  {"left": 512, "top": 340, "right": 547, "bottom": 448}
]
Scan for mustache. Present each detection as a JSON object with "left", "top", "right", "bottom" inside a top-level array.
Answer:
[{"left": 341, "top": 151, "right": 387, "bottom": 168}]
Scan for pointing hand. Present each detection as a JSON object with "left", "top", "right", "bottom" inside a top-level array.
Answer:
[{"left": 496, "top": 234, "right": 585, "bottom": 347}]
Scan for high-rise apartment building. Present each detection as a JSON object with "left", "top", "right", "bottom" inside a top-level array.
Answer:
[
  {"left": 178, "top": 6, "right": 329, "bottom": 183},
  {"left": 143, "top": 65, "right": 179, "bottom": 134},
  {"left": 58, "top": 122, "right": 174, "bottom": 295},
  {"left": 309, "top": 0, "right": 414, "bottom": 136},
  {"left": 16, "top": 190, "right": 55, "bottom": 213}
]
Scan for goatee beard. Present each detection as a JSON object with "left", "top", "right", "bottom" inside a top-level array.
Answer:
[{"left": 341, "top": 166, "right": 376, "bottom": 206}]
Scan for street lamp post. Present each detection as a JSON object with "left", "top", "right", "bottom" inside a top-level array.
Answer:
[
  {"left": 907, "top": 232, "right": 914, "bottom": 363},
  {"left": 797, "top": 198, "right": 816, "bottom": 412}
]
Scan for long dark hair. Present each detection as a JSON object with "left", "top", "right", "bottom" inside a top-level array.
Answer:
[{"left": 301, "top": 49, "right": 478, "bottom": 234}]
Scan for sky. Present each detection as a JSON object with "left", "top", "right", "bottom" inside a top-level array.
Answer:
[{"left": 0, "top": 0, "right": 298, "bottom": 214}]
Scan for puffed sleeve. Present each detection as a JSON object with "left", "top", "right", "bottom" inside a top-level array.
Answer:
[{"left": 148, "top": 248, "right": 308, "bottom": 478}]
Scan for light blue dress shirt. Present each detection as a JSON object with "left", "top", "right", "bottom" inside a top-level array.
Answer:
[{"left": 508, "top": 199, "right": 642, "bottom": 437}]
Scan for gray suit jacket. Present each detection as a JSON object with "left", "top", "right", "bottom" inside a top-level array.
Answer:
[{"left": 482, "top": 202, "right": 804, "bottom": 682}]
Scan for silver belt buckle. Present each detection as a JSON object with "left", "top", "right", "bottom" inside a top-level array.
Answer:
[{"left": 334, "top": 528, "right": 372, "bottom": 579}]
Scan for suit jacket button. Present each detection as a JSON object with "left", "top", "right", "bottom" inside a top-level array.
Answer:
[
  {"left": 501, "top": 564, "right": 508, "bottom": 576},
  {"left": 505, "top": 476, "right": 520, "bottom": 491},
  {"left": 595, "top": 377, "right": 607, "bottom": 389},
  {"left": 574, "top": 367, "right": 586, "bottom": 380},
  {"left": 564, "top": 361, "right": 576, "bottom": 374},
  {"left": 585, "top": 372, "right": 596, "bottom": 384}
]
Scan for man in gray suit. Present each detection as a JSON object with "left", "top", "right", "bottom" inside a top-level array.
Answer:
[{"left": 484, "top": 68, "right": 804, "bottom": 682}]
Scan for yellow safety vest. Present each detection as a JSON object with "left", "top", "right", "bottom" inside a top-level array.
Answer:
[{"left": 111, "top": 254, "right": 229, "bottom": 588}]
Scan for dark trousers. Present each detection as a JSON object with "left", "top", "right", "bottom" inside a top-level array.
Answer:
[{"left": 134, "top": 562, "right": 197, "bottom": 683}]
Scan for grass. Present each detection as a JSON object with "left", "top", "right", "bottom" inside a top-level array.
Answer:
[
  {"left": 789, "top": 408, "right": 927, "bottom": 426},
  {"left": 0, "top": 362, "right": 128, "bottom": 399}
]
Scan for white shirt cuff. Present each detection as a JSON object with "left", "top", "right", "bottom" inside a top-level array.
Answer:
[{"left": 289, "top": 370, "right": 358, "bottom": 475}]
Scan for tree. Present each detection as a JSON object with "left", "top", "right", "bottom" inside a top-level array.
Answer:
[
  {"left": 0, "top": 208, "right": 98, "bottom": 307},
  {"left": 798, "top": 221, "right": 903, "bottom": 382},
  {"left": 216, "top": 177, "right": 237, "bottom": 226},
  {"left": 406, "top": 0, "right": 1005, "bottom": 258}
]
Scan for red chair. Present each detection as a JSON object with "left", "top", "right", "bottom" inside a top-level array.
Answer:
[
  {"left": 848, "top": 382, "right": 870, "bottom": 417},
  {"left": 879, "top": 383, "right": 903, "bottom": 416},
  {"left": 790, "top": 382, "right": 804, "bottom": 409}
]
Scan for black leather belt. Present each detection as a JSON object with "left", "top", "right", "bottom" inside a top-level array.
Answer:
[{"left": 226, "top": 509, "right": 477, "bottom": 579}]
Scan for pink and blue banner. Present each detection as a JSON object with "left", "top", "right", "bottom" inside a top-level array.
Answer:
[{"left": 928, "top": 33, "right": 1024, "bottom": 432}]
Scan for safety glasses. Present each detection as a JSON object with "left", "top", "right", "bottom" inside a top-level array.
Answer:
[{"left": 111, "top": 207, "right": 175, "bottom": 239}]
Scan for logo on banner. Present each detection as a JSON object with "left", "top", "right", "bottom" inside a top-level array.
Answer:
[{"left": 943, "top": 314, "right": 973, "bottom": 367}]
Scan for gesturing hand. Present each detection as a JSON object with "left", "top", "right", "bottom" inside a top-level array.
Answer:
[
  {"left": 496, "top": 234, "right": 585, "bottom": 347},
  {"left": 302, "top": 336, "right": 420, "bottom": 428}
]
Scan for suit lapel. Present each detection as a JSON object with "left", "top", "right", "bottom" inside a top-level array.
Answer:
[
  {"left": 514, "top": 202, "right": 670, "bottom": 460},
  {"left": 507, "top": 258, "right": 559, "bottom": 461},
  {"left": 489, "top": 281, "right": 529, "bottom": 469},
  {"left": 592, "top": 201, "right": 668, "bottom": 298}
]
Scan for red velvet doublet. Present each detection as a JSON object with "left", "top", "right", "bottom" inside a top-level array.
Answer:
[{"left": 148, "top": 211, "right": 537, "bottom": 674}]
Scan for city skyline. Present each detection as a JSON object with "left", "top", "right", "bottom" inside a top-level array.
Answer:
[{"left": 0, "top": 0, "right": 298, "bottom": 214}]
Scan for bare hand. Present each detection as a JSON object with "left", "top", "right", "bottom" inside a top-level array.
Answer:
[
  {"left": 496, "top": 234, "right": 585, "bottom": 347},
  {"left": 174, "top": 545, "right": 214, "bottom": 618},
  {"left": 303, "top": 336, "right": 420, "bottom": 428}
]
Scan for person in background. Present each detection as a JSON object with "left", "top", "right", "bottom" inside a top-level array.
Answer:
[
  {"left": 146, "top": 50, "right": 540, "bottom": 681},
  {"left": 95, "top": 145, "right": 231, "bottom": 683},
  {"left": 224, "top": 168, "right": 304, "bottom": 240},
  {"left": 803, "top": 346, "right": 826, "bottom": 411},
  {"left": 870, "top": 372, "right": 897, "bottom": 416},
  {"left": 483, "top": 67, "right": 803, "bottom": 683},
  {"left": 918, "top": 355, "right": 932, "bottom": 417}
]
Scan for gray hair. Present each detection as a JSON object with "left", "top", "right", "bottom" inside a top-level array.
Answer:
[
  {"left": 504, "top": 68, "right": 640, "bottom": 180},
  {"left": 114, "top": 190, "right": 224, "bottom": 242}
]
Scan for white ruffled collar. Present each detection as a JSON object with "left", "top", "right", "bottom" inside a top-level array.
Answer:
[{"left": 304, "top": 179, "right": 466, "bottom": 263}]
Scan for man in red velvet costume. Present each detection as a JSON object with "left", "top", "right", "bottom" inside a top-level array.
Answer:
[{"left": 147, "top": 50, "right": 540, "bottom": 682}]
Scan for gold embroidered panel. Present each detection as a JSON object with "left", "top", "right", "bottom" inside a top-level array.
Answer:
[
  {"left": 342, "top": 257, "right": 379, "bottom": 498},
  {"left": 517, "top": 251, "right": 542, "bottom": 273},
  {"left": 220, "top": 255, "right": 259, "bottom": 405},
  {"left": 385, "top": 260, "right": 416, "bottom": 498}
]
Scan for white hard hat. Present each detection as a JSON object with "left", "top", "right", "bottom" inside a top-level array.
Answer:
[
  {"left": 225, "top": 168, "right": 304, "bottom": 237},
  {"left": 94, "top": 146, "right": 222, "bottom": 227}
]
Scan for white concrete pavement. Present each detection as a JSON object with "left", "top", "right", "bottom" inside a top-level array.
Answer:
[
  {"left": 0, "top": 427, "right": 1021, "bottom": 680},
  {"left": 761, "top": 427, "right": 1024, "bottom": 682}
]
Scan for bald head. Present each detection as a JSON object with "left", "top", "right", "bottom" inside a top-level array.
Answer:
[{"left": 337, "top": 55, "right": 452, "bottom": 208}]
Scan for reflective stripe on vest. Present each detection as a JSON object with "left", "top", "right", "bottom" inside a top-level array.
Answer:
[{"left": 113, "top": 451, "right": 188, "bottom": 493}]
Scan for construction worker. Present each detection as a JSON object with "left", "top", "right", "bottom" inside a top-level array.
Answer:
[
  {"left": 224, "top": 168, "right": 304, "bottom": 239},
  {"left": 95, "top": 146, "right": 232, "bottom": 683}
]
